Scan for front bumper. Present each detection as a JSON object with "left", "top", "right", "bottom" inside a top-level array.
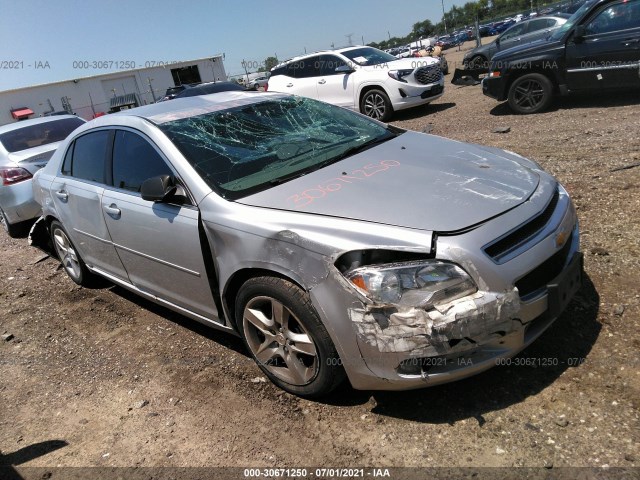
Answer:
[
  {"left": 0, "top": 179, "right": 40, "bottom": 225},
  {"left": 390, "top": 79, "right": 445, "bottom": 111},
  {"left": 310, "top": 186, "right": 581, "bottom": 391},
  {"left": 482, "top": 75, "right": 508, "bottom": 101}
]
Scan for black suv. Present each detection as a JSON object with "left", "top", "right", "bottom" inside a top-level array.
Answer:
[{"left": 483, "top": 0, "right": 640, "bottom": 114}]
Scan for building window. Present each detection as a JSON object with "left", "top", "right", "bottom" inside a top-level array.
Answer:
[{"left": 171, "top": 65, "right": 201, "bottom": 86}]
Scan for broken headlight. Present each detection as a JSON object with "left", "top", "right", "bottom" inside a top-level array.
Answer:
[{"left": 345, "top": 261, "right": 477, "bottom": 308}]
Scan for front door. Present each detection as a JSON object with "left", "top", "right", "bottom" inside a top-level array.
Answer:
[
  {"left": 101, "top": 129, "right": 219, "bottom": 321},
  {"left": 566, "top": 0, "right": 640, "bottom": 91}
]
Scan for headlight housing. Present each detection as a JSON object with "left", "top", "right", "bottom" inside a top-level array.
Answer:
[
  {"left": 345, "top": 261, "right": 477, "bottom": 308},
  {"left": 388, "top": 69, "right": 414, "bottom": 82}
]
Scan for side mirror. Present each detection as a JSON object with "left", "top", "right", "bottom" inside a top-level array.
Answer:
[
  {"left": 574, "top": 25, "right": 586, "bottom": 42},
  {"left": 335, "top": 65, "right": 354, "bottom": 74},
  {"left": 141, "top": 175, "right": 177, "bottom": 202},
  {"left": 496, "top": 37, "right": 501, "bottom": 46}
]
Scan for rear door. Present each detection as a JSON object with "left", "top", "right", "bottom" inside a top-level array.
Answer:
[
  {"left": 51, "top": 130, "right": 129, "bottom": 280},
  {"left": 316, "top": 54, "right": 355, "bottom": 109},
  {"left": 100, "top": 128, "right": 219, "bottom": 321},
  {"left": 497, "top": 21, "right": 530, "bottom": 52},
  {"left": 566, "top": 0, "right": 640, "bottom": 90},
  {"left": 272, "top": 57, "right": 320, "bottom": 99}
]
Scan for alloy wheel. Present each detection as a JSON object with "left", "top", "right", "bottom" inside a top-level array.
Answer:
[
  {"left": 512, "top": 79, "right": 545, "bottom": 111},
  {"left": 243, "top": 295, "right": 318, "bottom": 385},
  {"left": 53, "top": 228, "right": 82, "bottom": 281},
  {"left": 363, "top": 93, "right": 387, "bottom": 120}
]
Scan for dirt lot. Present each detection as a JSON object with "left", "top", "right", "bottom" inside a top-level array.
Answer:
[{"left": 1, "top": 42, "right": 639, "bottom": 476}]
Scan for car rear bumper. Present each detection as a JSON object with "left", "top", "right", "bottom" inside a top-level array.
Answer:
[{"left": 0, "top": 179, "right": 40, "bottom": 224}]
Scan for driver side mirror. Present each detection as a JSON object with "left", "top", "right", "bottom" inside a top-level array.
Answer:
[
  {"left": 141, "top": 175, "right": 177, "bottom": 202},
  {"left": 495, "top": 37, "right": 501, "bottom": 46},
  {"left": 574, "top": 25, "right": 586, "bottom": 42},
  {"left": 335, "top": 65, "right": 354, "bottom": 74}
]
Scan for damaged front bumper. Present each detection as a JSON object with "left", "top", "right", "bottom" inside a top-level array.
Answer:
[{"left": 353, "top": 252, "right": 582, "bottom": 390}]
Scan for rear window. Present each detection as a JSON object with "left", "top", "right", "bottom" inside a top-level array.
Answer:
[{"left": 0, "top": 117, "right": 85, "bottom": 153}]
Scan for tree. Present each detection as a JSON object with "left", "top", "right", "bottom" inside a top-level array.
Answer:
[
  {"left": 259, "top": 56, "right": 279, "bottom": 72},
  {"left": 411, "top": 19, "right": 435, "bottom": 38}
]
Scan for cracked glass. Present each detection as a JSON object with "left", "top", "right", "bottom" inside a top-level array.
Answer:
[{"left": 158, "top": 96, "right": 398, "bottom": 199}]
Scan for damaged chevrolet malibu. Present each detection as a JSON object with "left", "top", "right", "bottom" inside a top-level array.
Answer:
[{"left": 31, "top": 91, "right": 582, "bottom": 397}]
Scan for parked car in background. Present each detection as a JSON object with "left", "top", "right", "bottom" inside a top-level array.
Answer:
[
  {"left": 268, "top": 46, "right": 444, "bottom": 121},
  {"left": 464, "top": 16, "right": 569, "bottom": 69},
  {"left": 157, "top": 82, "right": 246, "bottom": 101},
  {"left": 32, "top": 91, "right": 581, "bottom": 397},
  {"left": 173, "top": 82, "right": 247, "bottom": 98},
  {"left": 0, "top": 115, "right": 85, "bottom": 236},
  {"left": 483, "top": 0, "right": 640, "bottom": 113},
  {"left": 246, "top": 76, "right": 269, "bottom": 90}
]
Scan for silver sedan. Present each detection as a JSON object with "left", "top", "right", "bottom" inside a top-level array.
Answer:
[
  {"left": 0, "top": 115, "right": 85, "bottom": 236},
  {"left": 32, "top": 92, "right": 582, "bottom": 397}
]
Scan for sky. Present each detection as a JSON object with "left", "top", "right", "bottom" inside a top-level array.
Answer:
[{"left": 0, "top": 0, "right": 469, "bottom": 92}]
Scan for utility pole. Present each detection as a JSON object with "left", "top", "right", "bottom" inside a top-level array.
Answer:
[{"left": 441, "top": 0, "right": 448, "bottom": 34}]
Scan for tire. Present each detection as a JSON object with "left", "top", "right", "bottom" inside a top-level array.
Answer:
[
  {"left": 50, "top": 220, "right": 98, "bottom": 286},
  {"left": 235, "top": 276, "right": 345, "bottom": 398},
  {"left": 360, "top": 89, "right": 393, "bottom": 122},
  {"left": 468, "top": 55, "right": 488, "bottom": 70},
  {"left": 507, "top": 73, "right": 554, "bottom": 114},
  {"left": 0, "top": 207, "right": 23, "bottom": 238}
]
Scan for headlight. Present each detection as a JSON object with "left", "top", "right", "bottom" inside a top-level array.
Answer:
[
  {"left": 388, "top": 69, "right": 413, "bottom": 82},
  {"left": 345, "top": 261, "right": 477, "bottom": 308}
]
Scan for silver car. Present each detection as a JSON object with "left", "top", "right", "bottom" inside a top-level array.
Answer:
[
  {"left": 32, "top": 92, "right": 582, "bottom": 397},
  {"left": 0, "top": 115, "right": 85, "bottom": 236}
]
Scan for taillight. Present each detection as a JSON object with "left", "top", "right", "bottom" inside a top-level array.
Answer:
[
  {"left": 265, "top": 83, "right": 268, "bottom": 91},
  {"left": 0, "top": 166, "right": 33, "bottom": 186}
]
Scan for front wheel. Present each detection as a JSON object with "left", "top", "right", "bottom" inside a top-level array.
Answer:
[
  {"left": 360, "top": 89, "right": 393, "bottom": 122},
  {"left": 236, "top": 276, "right": 345, "bottom": 397},
  {"left": 507, "top": 73, "right": 554, "bottom": 114}
]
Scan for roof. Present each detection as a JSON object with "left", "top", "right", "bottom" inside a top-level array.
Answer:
[
  {"left": 95, "top": 91, "right": 289, "bottom": 125},
  {"left": 272, "top": 45, "right": 368, "bottom": 70}
]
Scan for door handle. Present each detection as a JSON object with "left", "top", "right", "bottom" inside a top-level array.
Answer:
[
  {"left": 286, "top": 83, "right": 293, "bottom": 87},
  {"left": 55, "top": 190, "right": 68, "bottom": 201},
  {"left": 318, "top": 79, "right": 327, "bottom": 84},
  {"left": 104, "top": 204, "right": 121, "bottom": 217}
]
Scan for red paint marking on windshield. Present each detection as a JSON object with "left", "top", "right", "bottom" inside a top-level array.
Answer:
[{"left": 287, "top": 160, "right": 400, "bottom": 209}]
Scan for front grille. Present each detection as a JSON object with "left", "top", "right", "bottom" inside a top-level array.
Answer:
[
  {"left": 515, "top": 231, "right": 574, "bottom": 298},
  {"left": 415, "top": 66, "right": 443, "bottom": 85},
  {"left": 484, "top": 187, "right": 560, "bottom": 262}
]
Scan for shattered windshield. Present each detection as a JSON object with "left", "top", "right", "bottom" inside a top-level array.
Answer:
[{"left": 159, "top": 96, "right": 399, "bottom": 199}]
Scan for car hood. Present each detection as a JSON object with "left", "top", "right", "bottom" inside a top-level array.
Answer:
[
  {"left": 361, "top": 57, "right": 438, "bottom": 72},
  {"left": 492, "top": 37, "right": 562, "bottom": 62},
  {"left": 237, "top": 132, "right": 540, "bottom": 232}
]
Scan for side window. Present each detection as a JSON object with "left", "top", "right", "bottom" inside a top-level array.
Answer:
[
  {"left": 501, "top": 23, "right": 527, "bottom": 40},
  {"left": 112, "top": 130, "right": 173, "bottom": 193},
  {"left": 526, "top": 19, "right": 550, "bottom": 33},
  {"left": 61, "top": 142, "right": 74, "bottom": 176},
  {"left": 318, "top": 55, "right": 348, "bottom": 76},
  {"left": 586, "top": 0, "right": 640, "bottom": 35},
  {"left": 70, "top": 130, "right": 110, "bottom": 183},
  {"left": 293, "top": 56, "right": 320, "bottom": 78}
]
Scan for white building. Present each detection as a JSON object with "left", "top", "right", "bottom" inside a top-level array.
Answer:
[{"left": 0, "top": 55, "right": 227, "bottom": 126}]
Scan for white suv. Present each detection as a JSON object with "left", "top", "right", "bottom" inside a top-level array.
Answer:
[{"left": 268, "top": 46, "right": 444, "bottom": 121}]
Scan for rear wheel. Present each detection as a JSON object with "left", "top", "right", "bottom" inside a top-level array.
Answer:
[
  {"left": 360, "top": 89, "right": 393, "bottom": 122},
  {"left": 236, "top": 276, "right": 345, "bottom": 397},
  {"left": 507, "top": 73, "right": 554, "bottom": 114},
  {"left": 50, "top": 220, "right": 98, "bottom": 286},
  {"left": 0, "top": 207, "right": 23, "bottom": 238}
]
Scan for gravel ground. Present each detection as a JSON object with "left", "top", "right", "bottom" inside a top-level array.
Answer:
[{"left": 1, "top": 41, "right": 638, "bottom": 477}]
